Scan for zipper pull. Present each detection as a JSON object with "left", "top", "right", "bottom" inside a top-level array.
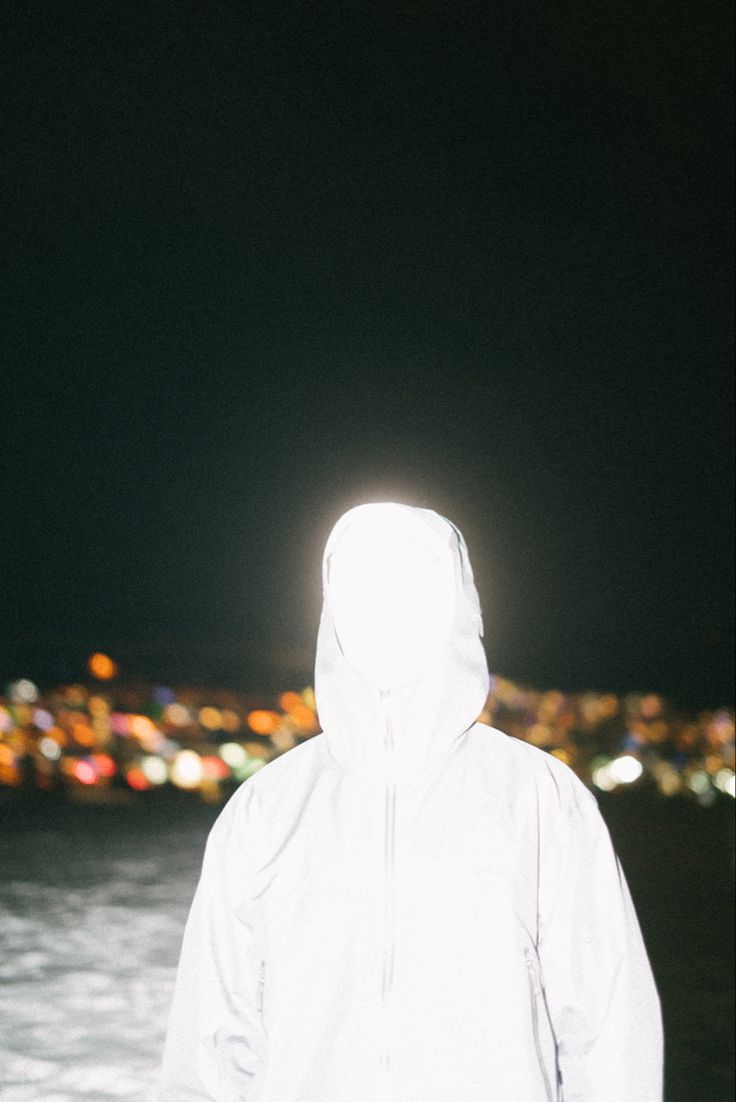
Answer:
[{"left": 256, "top": 959, "right": 265, "bottom": 1013}]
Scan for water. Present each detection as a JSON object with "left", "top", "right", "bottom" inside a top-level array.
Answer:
[
  {"left": 0, "top": 794, "right": 220, "bottom": 1101},
  {"left": 0, "top": 787, "right": 733, "bottom": 1101}
]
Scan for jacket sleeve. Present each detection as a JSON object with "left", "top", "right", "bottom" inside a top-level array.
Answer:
[
  {"left": 536, "top": 771, "right": 664, "bottom": 1102},
  {"left": 158, "top": 788, "right": 264, "bottom": 1102}
]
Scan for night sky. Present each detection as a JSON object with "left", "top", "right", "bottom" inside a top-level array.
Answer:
[{"left": 2, "top": 1, "right": 733, "bottom": 709}]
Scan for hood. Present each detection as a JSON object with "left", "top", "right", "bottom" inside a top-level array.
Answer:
[{"left": 314, "top": 502, "right": 490, "bottom": 788}]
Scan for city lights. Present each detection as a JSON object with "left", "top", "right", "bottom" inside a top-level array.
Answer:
[
  {"left": 87, "top": 653, "right": 119, "bottom": 681},
  {"left": 0, "top": 675, "right": 731, "bottom": 805}
]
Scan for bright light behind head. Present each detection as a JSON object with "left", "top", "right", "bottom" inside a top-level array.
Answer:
[{"left": 327, "top": 504, "right": 455, "bottom": 690}]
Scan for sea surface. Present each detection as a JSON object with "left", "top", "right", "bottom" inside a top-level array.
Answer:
[{"left": 0, "top": 785, "right": 733, "bottom": 1101}]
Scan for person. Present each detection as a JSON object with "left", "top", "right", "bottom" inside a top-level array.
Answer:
[{"left": 158, "top": 501, "right": 663, "bottom": 1101}]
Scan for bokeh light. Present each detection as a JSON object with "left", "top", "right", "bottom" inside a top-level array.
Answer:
[{"left": 87, "top": 653, "right": 118, "bottom": 681}]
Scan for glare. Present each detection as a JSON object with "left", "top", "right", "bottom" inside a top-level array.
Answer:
[
  {"left": 158, "top": 737, "right": 182, "bottom": 759},
  {"left": 272, "top": 728, "right": 296, "bottom": 752},
  {"left": 198, "top": 707, "right": 223, "bottom": 730},
  {"left": 652, "top": 761, "right": 681, "bottom": 796},
  {"left": 278, "top": 691, "right": 303, "bottom": 713},
  {"left": 130, "top": 715, "right": 163, "bottom": 751},
  {"left": 164, "top": 703, "right": 191, "bottom": 727},
  {"left": 688, "top": 770, "right": 711, "bottom": 795},
  {"left": 141, "top": 755, "right": 168, "bottom": 785},
  {"left": 288, "top": 704, "right": 316, "bottom": 729},
  {"left": 126, "top": 766, "right": 151, "bottom": 791},
  {"left": 130, "top": 715, "right": 157, "bottom": 739},
  {"left": 87, "top": 696, "right": 110, "bottom": 717},
  {"left": 639, "top": 693, "right": 663, "bottom": 720},
  {"left": 73, "top": 759, "right": 97, "bottom": 785},
  {"left": 242, "top": 757, "right": 266, "bottom": 777},
  {"left": 714, "top": 768, "right": 735, "bottom": 797},
  {"left": 247, "top": 710, "right": 280, "bottom": 735},
  {"left": 219, "top": 742, "right": 247, "bottom": 767},
  {"left": 550, "top": 748, "right": 572, "bottom": 764},
  {"left": 220, "top": 709, "right": 242, "bottom": 732},
  {"left": 608, "top": 755, "right": 644, "bottom": 784},
  {"left": 301, "top": 686, "right": 317, "bottom": 712},
  {"left": 110, "top": 712, "right": 132, "bottom": 735},
  {"left": 327, "top": 503, "right": 455, "bottom": 689},
  {"left": 201, "top": 755, "right": 230, "bottom": 780},
  {"left": 8, "top": 679, "right": 38, "bottom": 703},
  {"left": 170, "top": 750, "right": 203, "bottom": 789},
  {"left": 153, "top": 686, "right": 176, "bottom": 705},
  {"left": 87, "top": 652, "right": 118, "bottom": 680},
  {"left": 592, "top": 763, "right": 617, "bottom": 791},
  {"left": 90, "top": 752, "right": 116, "bottom": 778},
  {"left": 70, "top": 722, "right": 96, "bottom": 747}
]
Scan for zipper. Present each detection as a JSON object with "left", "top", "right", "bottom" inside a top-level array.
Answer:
[
  {"left": 379, "top": 688, "right": 396, "bottom": 1078},
  {"left": 256, "top": 959, "right": 266, "bottom": 1024},
  {"left": 523, "top": 947, "right": 553, "bottom": 1102}
]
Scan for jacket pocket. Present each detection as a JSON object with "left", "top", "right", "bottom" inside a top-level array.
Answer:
[{"left": 523, "top": 946, "right": 554, "bottom": 1102}]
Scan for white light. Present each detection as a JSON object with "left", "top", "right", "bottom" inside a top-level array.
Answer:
[
  {"left": 715, "top": 768, "right": 735, "bottom": 798},
  {"left": 39, "top": 737, "right": 61, "bottom": 760},
  {"left": 8, "top": 679, "right": 38, "bottom": 703},
  {"left": 689, "top": 770, "right": 710, "bottom": 795},
  {"left": 141, "top": 755, "right": 168, "bottom": 785},
  {"left": 33, "top": 708, "right": 54, "bottom": 730},
  {"left": 170, "top": 750, "right": 203, "bottom": 789},
  {"left": 219, "top": 742, "right": 247, "bottom": 768},
  {"left": 608, "top": 755, "right": 643, "bottom": 784},
  {"left": 592, "top": 764, "right": 617, "bottom": 791}
]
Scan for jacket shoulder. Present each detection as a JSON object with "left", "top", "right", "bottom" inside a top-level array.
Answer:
[
  {"left": 248, "top": 732, "right": 326, "bottom": 791},
  {"left": 469, "top": 721, "right": 599, "bottom": 813},
  {"left": 207, "top": 735, "right": 326, "bottom": 844}
]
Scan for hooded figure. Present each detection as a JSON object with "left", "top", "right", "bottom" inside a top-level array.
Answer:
[{"left": 158, "top": 502, "right": 663, "bottom": 1102}]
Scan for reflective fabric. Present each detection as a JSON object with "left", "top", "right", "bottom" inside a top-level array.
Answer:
[{"left": 159, "top": 502, "right": 663, "bottom": 1101}]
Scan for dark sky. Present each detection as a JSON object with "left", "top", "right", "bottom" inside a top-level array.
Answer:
[{"left": 2, "top": 1, "right": 733, "bottom": 708}]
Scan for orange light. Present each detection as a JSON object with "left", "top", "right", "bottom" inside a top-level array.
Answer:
[
  {"left": 126, "top": 767, "right": 151, "bottom": 790},
  {"left": 87, "top": 652, "right": 118, "bottom": 680},
  {"left": 88, "top": 695, "right": 110, "bottom": 717},
  {"left": 247, "top": 710, "right": 280, "bottom": 735},
  {"left": 551, "top": 748, "right": 573, "bottom": 764},
  {"left": 244, "top": 741, "right": 269, "bottom": 759},
  {"left": 90, "top": 752, "right": 116, "bottom": 778},
  {"left": 46, "top": 726, "right": 67, "bottom": 746},
  {"left": 199, "top": 707, "right": 223, "bottom": 731},
  {"left": 278, "top": 691, "right": 303, "bottom": 714},
  {"left": 220, "top": 709, "right": 241, "bottom": 733},
  {"left": 130, "top": 715, "right": 157, "bottom": 739},
  {"left": 291, "top": 704, "right": 316, "bottom": 729},
  {"left": 71, "top": 723, "right": 97, "bottom": 747}
]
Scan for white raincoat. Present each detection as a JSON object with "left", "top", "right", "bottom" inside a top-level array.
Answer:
[{"left": 158, "top": 502, "right": 663, "bottom": 1102}]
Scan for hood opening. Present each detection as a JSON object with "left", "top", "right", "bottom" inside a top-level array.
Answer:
[
  {"left": 315, "top": 502, "right": 490, "bottom": 782},
  {"left": 325, "top": 504, "right": 456, "bottom": 691}
]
